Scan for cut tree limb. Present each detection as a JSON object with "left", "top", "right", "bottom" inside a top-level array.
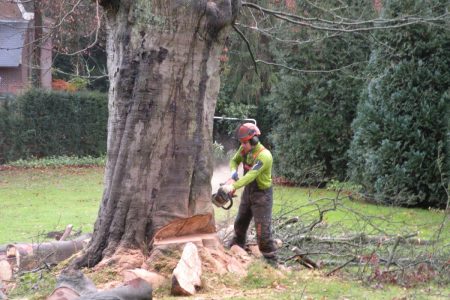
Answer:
[
  {"left": 48, "top": 268, "right": 152, "bottom": 300},
  {"left": 59, "top": 224, "right": 73, "bottom": 241},
  {"left": 325, "top": 257, "right": 357, "bottom": 276},
  {"left": 291, "top": 233, "right": 432, "bottom": 246},
  {"left": 291, "top": 247, "right": 319, "bottom": 269},
  {"left": 47, "top": 268, "right": 96, "bottom": 300},
  {"left": 277, "top": 216, "right": 300, "bottom": 229},
  {"left": 6, "top": 234, "right": 91, "bottom": 271},
  {"left": 76, "top": 278, "right": 152, "bottom": 300},
  {"left": 47, "top": 286, "right": 80, "bottom": 300},
  {"left": 0, "top": 259, "right": 12, "bottom": 281}
]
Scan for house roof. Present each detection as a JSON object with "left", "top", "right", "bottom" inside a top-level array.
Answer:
[
  {"left": 0, "top": 0, "right": 34, "bottom": 21},
  {"left": 0, "top": 21, "right": 29, "bottom": 67},
  {"left": 0, "top": 0, "right": 23, "bottom": 20}
]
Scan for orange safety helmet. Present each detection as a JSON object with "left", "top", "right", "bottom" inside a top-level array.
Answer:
[{"left": 236, "top": 123, "right": 261, "bottom": 143}]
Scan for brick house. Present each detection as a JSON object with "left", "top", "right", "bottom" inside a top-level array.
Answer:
[{"left": 0, "top": 0, "right": 52, "bottom": 95}]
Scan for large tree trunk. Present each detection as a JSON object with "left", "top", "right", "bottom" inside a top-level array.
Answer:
[{"left": 74, "top": 0, "right": 240, "bottom": 268}]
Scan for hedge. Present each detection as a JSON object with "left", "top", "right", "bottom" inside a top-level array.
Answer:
[
  {"left": 0, "top": 89, "right": 108, "bottom": 163},
  {"left": 348, "top": 0, "right": 450, "bottom": 208}
]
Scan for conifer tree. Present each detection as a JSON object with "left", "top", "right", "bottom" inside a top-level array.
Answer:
[
  {"left": 264, "top": 1, "right": 373, "bottom": 184},
  {"left": 348, "top": 0, "right": 450, "bottom": 207}
]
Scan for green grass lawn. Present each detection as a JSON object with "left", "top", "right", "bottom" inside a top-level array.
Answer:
[
  {"left": 273, "top": 186, "right": 450, "bottom": 241},
  {"left": 1, "top": 167, "right": 448, "bottom": 244},
  {"left": 1, "top": 167, "right": 449, "bottom": 299},
  {"left": 0, "top": 167, "right": 103, "bottom": 244}
]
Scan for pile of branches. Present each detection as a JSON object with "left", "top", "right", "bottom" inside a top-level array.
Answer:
[{"left": 270, "top": 191, "right": 450, "bottom": 288}]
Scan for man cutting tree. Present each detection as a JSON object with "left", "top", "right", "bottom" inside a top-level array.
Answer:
[{"left": 221, "top": 123, "right": 278, "bottom": 265}]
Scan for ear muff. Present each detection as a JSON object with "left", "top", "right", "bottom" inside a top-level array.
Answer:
[{"left": 250, "top": 135, "right": 259, "bottom": 146}]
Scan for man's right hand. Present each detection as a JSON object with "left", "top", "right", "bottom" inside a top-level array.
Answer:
[
  {"left": 221, "top": 184, "right": 235, "bottom": 195},
  {"left": 231, "top": 171, "right": 239, "bottom": 181}
]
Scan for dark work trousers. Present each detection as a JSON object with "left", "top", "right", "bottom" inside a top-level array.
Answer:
[{"left": 231, "top": 180, "right": 277, "bottom": 259}]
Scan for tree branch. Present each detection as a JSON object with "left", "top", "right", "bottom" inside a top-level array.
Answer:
[
  {"left": 326, "top": 256, "right": 356, "bottom": 276},
  {"left": 232, "top": 24, "right": 259, "bottom": 75},
  {"left": 242, "top": 1, "right": 450, "bottom": 32},
  {"left": 236, "top": 22, "right": 342, "bottom": 45},
  {"left": 255, "top": 59, "right": 367, "bottom": 74}
]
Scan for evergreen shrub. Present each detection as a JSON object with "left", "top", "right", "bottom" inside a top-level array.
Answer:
[
  {"left": 267, "top": 73, "right": 362, "bottom": 185},
  {"left": 7, "top": 155, "right": 105, "bottom": 168},
  {"left": 266, "top": 34, "right": 369, "bottom": 185},
  {"left": 348, "top": 0, "right": 450, "bottom": 208},
  {"left": 0, "top": 96, "right": 20, "bottom": 163},
  {"left": 0, "top": 89, "right": 108, "bottom": 163}
]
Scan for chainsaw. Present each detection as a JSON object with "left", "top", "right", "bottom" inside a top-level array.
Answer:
[{"left": 211, "top": 178, "right": 236, "bottom": 210}]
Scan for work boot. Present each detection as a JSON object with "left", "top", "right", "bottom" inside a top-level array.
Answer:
[{"left": 227, "top": 236, "right": 246, "bottom": 250}]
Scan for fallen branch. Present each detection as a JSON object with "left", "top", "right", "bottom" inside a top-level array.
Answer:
[
  {"left": 48, "top": 268, "right": 152, "bottom": 300},
  {"left": 59, "top": 224, "right": 73, "bottom": 241},
  {"left": 326, "top": 257, "right": 357, "bottom": 276},
  {"left": 290, "top": 247, "right": 319, "bottom": 269},
  {"left": 276, "top": 216, "right": 300, "bottom": 229},
  {"left": 385, "top": 235, "right": 402, "bottom": 271},
  {"left": 6, "top": 234, "right": 91, "bottom": 271},
  {"left": 290, "top": 233, "right": 433, "bottom": 246}
]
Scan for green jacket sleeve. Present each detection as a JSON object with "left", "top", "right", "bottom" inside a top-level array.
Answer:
[
  {"left": 232, "top": 149, "right": 272, "bottom": 190},
  {"left": 229, "top": 147, "right": 243, "bottom": 172}
]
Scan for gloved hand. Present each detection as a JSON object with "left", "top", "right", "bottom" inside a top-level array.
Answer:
[
  {"left": 221, "top": 184, "right": 235, "bottom": 195},
  {"left": 230, "top": 170, "right": 239, "bottom": 181}
]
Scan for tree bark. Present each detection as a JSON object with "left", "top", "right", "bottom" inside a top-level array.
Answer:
[
  {"left": 33, "top": 0, "right": 43, "bottom": 88},
  {"left": 74, "top": 0, "right": 240, "bottom": 268}
]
